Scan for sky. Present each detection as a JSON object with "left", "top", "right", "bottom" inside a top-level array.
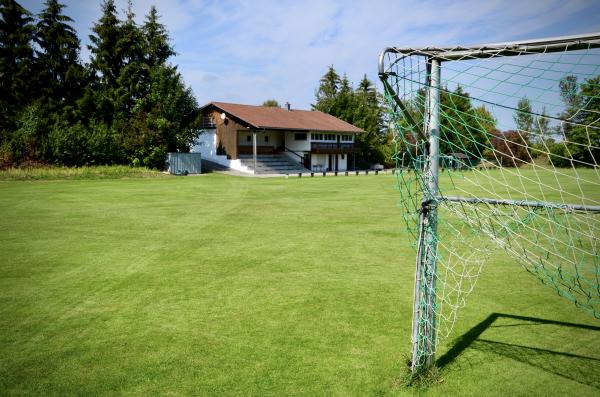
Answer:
[{"left": 20, "top": 0, "right": 600, "bottom": 114}]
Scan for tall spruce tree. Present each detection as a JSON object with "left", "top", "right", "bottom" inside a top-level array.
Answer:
[
  {"left": 0, "top": 0, "right": 35, "bottom": 132},
  {"left": 88, "top": 0, "right": 120, "bottom": 87},
  {"left": 35, "top": 0, "right": 81, "bottom": 107},
  {"left": 119, "top": 4, "right": 199, "bottom": 169},
  {"left": 353, "top": 75, "right": 385, "bottom": 163},
  {"left": 439, "top": 85, "right": 489, "bottom": 157},
  {"left": 86, "top": 0, "right": 121, "bottom": 124},
  {"left": 336, "top": 74, "right": 354, "bottom": 122},
  {"left": 142, "top": 5, "right": 174, "bottom": 70},
  {"left": 313, "top": 65, "right": 341, "bottom": 115},
  {"left": 115, "top": 1, "right": 144, "bottom": 114},
  {"left": 354, "top": 75, "right": 380, "bottom": 134}
]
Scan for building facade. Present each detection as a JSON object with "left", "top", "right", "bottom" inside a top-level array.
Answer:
[{"left": 191, "top": 102, "right": 364, "bottom": 173}]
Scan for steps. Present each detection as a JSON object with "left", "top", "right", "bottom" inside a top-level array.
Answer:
[{"left": 238, "top": 154, "right": 309, "bottom": 174}]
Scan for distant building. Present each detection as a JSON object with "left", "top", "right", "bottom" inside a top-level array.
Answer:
[{"left": 192, "top": 102, "right": 364, "bottom": 174}]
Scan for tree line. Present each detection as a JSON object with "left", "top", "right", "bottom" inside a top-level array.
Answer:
[
  {"left": 0, "top": 0, "right": 199, "bottom": 169},
  {"left": 311, "top": 66, "right": 392, "bottom": 167},
  {"left": 486, "top": 76, "right": 599, "bottom": 168},
  {"left": 310, "top": 65, "right": 599, "bottom": 168}
]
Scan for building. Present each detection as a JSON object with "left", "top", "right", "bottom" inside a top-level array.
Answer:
[{"left": 191, "top": 102, "right": 364, "bottom": 174}]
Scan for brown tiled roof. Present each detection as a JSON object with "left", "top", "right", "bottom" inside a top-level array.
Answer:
[{"left": 203, "top": 102, "right": 364, "bottom": 133}]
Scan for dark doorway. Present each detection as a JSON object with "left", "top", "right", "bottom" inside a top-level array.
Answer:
[{"left": 303, "top": 154, "right": 311, "bottom": 170}]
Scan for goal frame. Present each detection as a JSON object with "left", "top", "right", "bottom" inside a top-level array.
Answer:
[{"left": 378, "top": 32, "right": 600, "bottom": 373}]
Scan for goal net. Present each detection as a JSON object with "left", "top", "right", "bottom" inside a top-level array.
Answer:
[{"left": 379, "top": 33, "right": 600, "bottom": 371}]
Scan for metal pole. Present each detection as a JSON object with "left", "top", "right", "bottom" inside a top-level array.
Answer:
[
  {"left": 411, "top": 57, "right": 441, "bottom": 373},
  {"left": 253, "top": 131, "right": 257, "bottom": 173},
  {"left": 440, "top": 195, "right": 600, "bottom": 213}
]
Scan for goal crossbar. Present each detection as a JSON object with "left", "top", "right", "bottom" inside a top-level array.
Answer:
[
  {"left": 439, "top": 196, "right": 600, "bottom": 213},
  {"left": 378, "top": 32, "right": 600, "bottom": 71}
]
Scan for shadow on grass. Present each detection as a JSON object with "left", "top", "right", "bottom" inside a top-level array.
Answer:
[{"left": 437, "top": 313, "right": 600, "bottom": 388}]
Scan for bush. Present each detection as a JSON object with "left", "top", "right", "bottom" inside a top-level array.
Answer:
[
  {"left": 12, "top": 104, "right": 44, "bottom": 163},
  {"left": 546, "top": 141, "right": 570, "bottom": 167},
  {"left": 0, "top": 140, "right": 13, "bottom": 169},
  {"left": 145, "top": 146, "right": 167, "bottom": 170},
  {"left": 485, "top": 130, "right": 532, "bottom": 167},
  {"left": 49, "top": 122, "right": 89, "bottom": 166}
]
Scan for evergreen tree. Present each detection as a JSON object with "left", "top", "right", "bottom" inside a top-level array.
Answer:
[
  {"left": 353, "top": 75, "right": 381, "bottom": 134},
  {"left": 0, "top": 0, "right": 35, "bottom": 132},
  {"left": 125, "top": 65, "right": 199, "bottom": 168},
  {"left": 514, "top": 96, "right": 534, "bottom": 134},
  {"left": 313, "top": 70, "right": 387, "bottom": 164},
  {"left": 557, "top": 75, "right": 600, "bottom": 165},
  {"left": 312, "top": 65, "right": 341, "bottom": 114},
  {"left": 35, "top": 0, "right": 81, "bottom": 107},
  {"left": 336, "top": 74, "right": 354, "bottom": 122},
  {"left": 142, "top": 5, "right": 174, "bottom": 70},
  {"left": 438, "top": 85, "right": 490, "bottom": 158},
  {"left": 88, "top": 0, "right": 121, "bottom": 89},
  {"left": 353, "top": 75, "right": 385, "bottom": 164},
  {"left": 86, "top": 0, "right": 122, "bottom": 124},
  {"left": 115, "top": 1, "right": 144, "bottom": 113}
]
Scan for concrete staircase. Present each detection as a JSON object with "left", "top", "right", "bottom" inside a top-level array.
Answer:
[{"left": 238, "top": 154, "right": 309, "bottom": 174}]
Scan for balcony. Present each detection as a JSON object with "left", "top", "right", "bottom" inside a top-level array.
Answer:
[
  {"left": 310, "top": 142, "right": 356, "bottom": 154},
  {"left": 199, "top": 116, "right": 216, "bottom": 129}
]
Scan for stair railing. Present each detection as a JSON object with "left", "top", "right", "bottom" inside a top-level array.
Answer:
[{"left": 284, "top": 147, "right": 306, "bottom": 166}]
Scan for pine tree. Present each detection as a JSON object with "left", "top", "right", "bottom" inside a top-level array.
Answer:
[
  {"left": 312, "top": 65, "right": 341, "bottom": 114},
  {"left": 336, "top": 74, "right": 354, "bottom": 121},
  {"left": 354, "top": 75, "right": 380, "bottom": 134},
  {"left": 124, "top": 64, "right": 199, "bottom": 168},
  {"left": 0, "top": 0, "right": 35, "bottom": 132},
  {"left": 35, "top": 0, "right": 82, "bottom": 110},
  {"left": 353, "top": 75, "right": 384, "bottom": 163},
  {"left": 438, "top": 85, "right": 490, "bottom": 158},
  {"left": 120, "top": 4, "right": 198, "bottom": 169},
  {"left": 142, "top": 5, "right": 174, "bottom": 70},
  {"left": 115, "top": 0, "right": 144, "bottom": 113},
  {"left": 88, "top": 0, "right": 121, "bottom": 89}
]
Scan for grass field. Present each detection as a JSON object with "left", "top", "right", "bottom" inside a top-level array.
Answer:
[{"left": 1, "top": 171, "right": 599, "bottom": 396}]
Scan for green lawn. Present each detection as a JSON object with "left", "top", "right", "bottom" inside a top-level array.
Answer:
[{"left": 0, "top": 172, "right": 598, "bottom": 396}]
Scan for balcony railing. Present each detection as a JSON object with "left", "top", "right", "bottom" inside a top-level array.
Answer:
[
  {"left": 311, "top": 142, "right": 355, "bottom": 153},
  {"left": 199, "top": 116, "right": 216, "bottom": 129}
]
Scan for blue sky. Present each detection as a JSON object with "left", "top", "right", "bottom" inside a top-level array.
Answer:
[{"left": 21, "top": 0, "right": 600, "bottom": 113}]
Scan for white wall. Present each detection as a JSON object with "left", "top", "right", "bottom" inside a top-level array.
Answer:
[
  {"left": 309, "top": 153, "right": 348, "bottom": 172},
  {"left": 190, "top": 130, "right": 253, "bottom": 173},
  {"left": 310, "top": 154, "right": 328, "bottom": 171},
  {"left": 239, "top": 130, "right": 285, "bottom": 147},
  {"left": 285, "top": 131, "right": 310, "bottom": 152},
  {"left": 191, "top": 130, "right": 217, "bottom": 158},
  {"left": 337, "top": 154, "right": 348, "bottom": 171}
]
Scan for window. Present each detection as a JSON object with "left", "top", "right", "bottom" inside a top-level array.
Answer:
[
  {"left": 312, "top": 133, "right": 323, "bottom": 141},
  {"left": 264, "top": 135, "right": 269, "bottom": 143},
  {"left": 341, "top": 154, "right": 345, "bottom": 159},
  {"left": 246, "top": 135, "right": 251, "bottom": 142},
  {"left": 295, "top": 133, "right": 307, "bottom": 141},
  {"left": 341, "top": 134, "right": 352, "bottom": 142}
]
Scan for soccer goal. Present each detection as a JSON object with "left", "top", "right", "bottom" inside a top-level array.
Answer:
[{"left": 378, "top": 33, "right": 600, "bottom": 373}]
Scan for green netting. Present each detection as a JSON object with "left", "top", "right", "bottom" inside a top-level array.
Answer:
[{"left": 380, "top": 34, "right": 600, "bottom": 371}]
